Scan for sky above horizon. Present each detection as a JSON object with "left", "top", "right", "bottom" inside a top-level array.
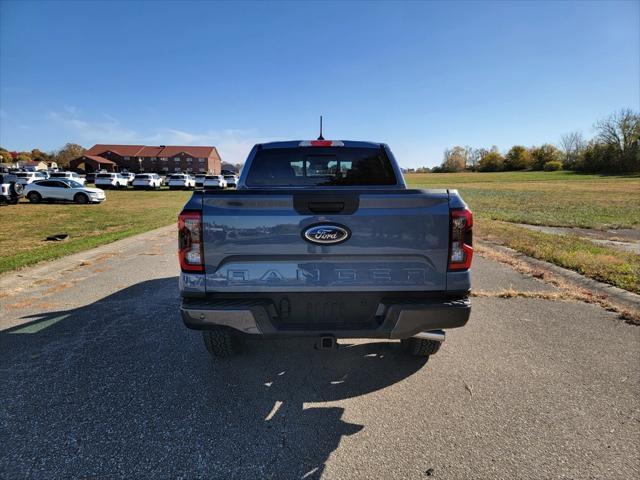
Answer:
[{"left": 1, "top": 0, "right": 638, "bottom": 168}]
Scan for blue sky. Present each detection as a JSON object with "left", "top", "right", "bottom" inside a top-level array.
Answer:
[{"left": 1, "top": 0, "right": 638, "bottom": 167}]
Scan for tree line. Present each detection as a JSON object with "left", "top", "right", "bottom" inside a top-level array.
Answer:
[
  {"left": 431, "top": 109, "right": 639, "bottom": 174},
  {"left": 0, "top": 143, "right": 85, "bottom": 168}
]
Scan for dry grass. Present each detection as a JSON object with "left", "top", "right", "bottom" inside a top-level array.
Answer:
[
  {"left": 476, "top": 244, "right": 640, "bottom": 325},
  {"left": 477, "top": 220, "right": 640, "bottom": 293}
]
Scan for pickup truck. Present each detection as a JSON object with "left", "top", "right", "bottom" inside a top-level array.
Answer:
[{"left": 178, "top": 140, "right": 473, "bottom": 359}]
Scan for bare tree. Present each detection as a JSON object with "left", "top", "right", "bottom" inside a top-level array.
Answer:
[
  {"left": 595, "top": 109, "right": 640, "bottom": 155},
  {"left": 559, "top": 131, "right": 585, "bottom": 169},
  {"left": 464, "top": 146, "right": 481, "bottom": 171}
]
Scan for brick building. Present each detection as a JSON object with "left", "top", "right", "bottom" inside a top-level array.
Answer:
[{"left": 69, "top": 144, "right": 222, "bottom": 174}]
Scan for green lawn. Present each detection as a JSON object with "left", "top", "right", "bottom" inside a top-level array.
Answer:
[
  {"left": 0, "top": 189, "right": 190, "bottom": 274},
  {"left": 405, "top": 171, "right": 640, "bottom": 229},
  {"left": 2, "top": 172, "right": 639, "bottom": 293},
  {"left": 406, "top": 171, "right": 640, "bottom": 292}
]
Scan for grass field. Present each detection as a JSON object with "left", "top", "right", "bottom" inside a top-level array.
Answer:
[
  {"left": 1, "top": 172, "right": 639, "bottom": 293},
  {"left": 405, "top": 171, "right": 640, "bottom": 292},
  {"left": 0, "top": 189, "right": 190, "bottom": 274}
]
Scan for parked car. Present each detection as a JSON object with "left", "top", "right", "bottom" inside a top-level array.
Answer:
[
  {"left": 223, "top": 174, "right": 238, "bottom": 188},
  {"left": 24, "top": 179, "right": 106, "bottom": 204},
  {"left": 85, "top": 173, "right": 96, "bottom": 184},
  {"left": 178, "top": 139, "right": 473, "bottom": 359},
  {"left": 0, "top": 173, "right": 24, "bottom": 204},
  {"left": 15, "top": 171, "right": 48, "bottom": 186},
  {"left": 168, "top": 174, "right": 196, "bottom": 190},
  {"left": 48, "top": 171, "right": 86, "bottom": 186},
  {"left": 203, "top": 175, "right": 227, "bottom": 189},
  {"left": 194, "top": 174, "right": 206, "bottom": 188},
  {"left": 132, "top": 173, "right": 162, "bottom": 190},
  {"left": 95, "top": 173, "right": 129, "bottom": 189},
  {"left": 120, "top": 172, "right": 135, "bottom": 185}
]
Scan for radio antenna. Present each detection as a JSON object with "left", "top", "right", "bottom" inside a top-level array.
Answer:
[{"left": 317, "top": 115, "right": 324, "bottom": 140}]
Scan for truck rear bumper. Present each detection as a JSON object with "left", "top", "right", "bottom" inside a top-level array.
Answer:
[{"left": 180, "top": 296, "right": 470, "bottom": 339}]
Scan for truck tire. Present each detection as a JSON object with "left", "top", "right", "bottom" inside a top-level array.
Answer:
[
  {"left": 401, "top": 338, "right": 442, "bottom": 357},
  {"left": 202, "top": 328, "right": 243, "bottom": 358}
]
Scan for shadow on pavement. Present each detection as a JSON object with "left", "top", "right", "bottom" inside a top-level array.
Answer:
[{"left": 0, "top": 277, "right": 427, "bottom": 479}]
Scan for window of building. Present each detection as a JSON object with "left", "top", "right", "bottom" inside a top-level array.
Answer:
[
  {"left": 198, "top": 158, "right": 205, "bottom": 163},
  {"left": 124, "top": 156, "right": 130, "bottom": 160},
  {"left": 186, "top": 157, "right": 192, "bottom": 163},
  {"left": 160, "top": 157, "right": 167, "bottom": 161}
]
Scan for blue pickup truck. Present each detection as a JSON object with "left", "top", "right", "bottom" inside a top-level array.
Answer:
[{"left": 178, "top": 140, "right": 473, "bottom": 359}]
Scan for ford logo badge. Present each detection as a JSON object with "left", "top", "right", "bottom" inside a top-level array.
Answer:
[{"left": 303, "top": 224, "right": 351, "bottom": 245}]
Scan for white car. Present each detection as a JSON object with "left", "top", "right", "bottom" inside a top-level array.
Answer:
[
  {"left": 120, "top": 172, "right": 135, "bottom": 185},
  {"left": 95, "top": 173, "right": 129, "bottom": 189},
  {"left": 48, "top": 171, "right": 86, "bottom": 186},
  {"left": 15, "top": 171, "right": 48, "bottom": 185},
  {"left": 132, "top": 173, "right": 162, "bottom": 189},
  {"left": 194, "top": 174, "right": 206, "bottom": 188},
  {"left": 168, "top": 174, "right": 195, "bottom": 190},
  {"left": 204, "top": 175, "right": 227, "bottom": 189},
  {"left": 223, "top": 174, "right": 238, "bottom": 188},
  {"left": 24, "top": 179, "right": 106, "bottom": 204}
]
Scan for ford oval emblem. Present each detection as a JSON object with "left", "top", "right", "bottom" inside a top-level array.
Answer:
[{"left": 303, "top": 224, "right": 351, "bottom": 245}]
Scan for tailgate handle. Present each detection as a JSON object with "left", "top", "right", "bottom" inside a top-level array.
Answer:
[
  {"left": 293, "top": 193, "right": 359, "bottom": 215},
  {"left": 307, "top": 202, "right": 345, "bottom": 213}
]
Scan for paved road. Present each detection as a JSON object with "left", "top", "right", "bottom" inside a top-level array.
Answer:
[{"left": 1, "top": 226, "right": 638, "bottom": 479}]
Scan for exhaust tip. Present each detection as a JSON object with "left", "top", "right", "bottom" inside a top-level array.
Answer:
[
  {"left": 414, "top": 330, "right": 445, "bottom": 342},
  {"left": 316, "top": 336, "right": 336, "bottom": 350}
]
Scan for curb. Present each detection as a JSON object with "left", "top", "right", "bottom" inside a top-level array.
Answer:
[
  {"left": 0, "top": 224, "right": 176, "bottom": 293},
  {"left": 477, "top": 240, "right": 640, "bottom": 313}
]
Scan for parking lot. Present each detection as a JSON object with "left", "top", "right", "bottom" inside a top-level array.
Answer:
[{"left": 1, "top": 226, "right": 638, "bottom": 479}]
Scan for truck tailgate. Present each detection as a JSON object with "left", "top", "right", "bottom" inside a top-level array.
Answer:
[{"left": 201, "top": 189, "right": 450, "bottom": 293}]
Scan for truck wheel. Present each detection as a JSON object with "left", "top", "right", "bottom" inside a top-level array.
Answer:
[
  {"left": 202, "top": 328, "right": 243, "bottom": 358},
  {"left": 401, "top": 338, "right": 442, "bottom": 357}
]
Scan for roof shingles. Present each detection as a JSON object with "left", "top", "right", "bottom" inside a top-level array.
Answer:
[{"left": 86, "top": 144, "right": 216, "bottom": 158}]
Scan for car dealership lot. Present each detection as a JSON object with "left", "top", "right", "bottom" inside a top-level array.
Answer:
[{"left": 0, "top": 227, "right": 638, "bottom": 479}]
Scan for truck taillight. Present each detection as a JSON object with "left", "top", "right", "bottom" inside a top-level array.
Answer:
[
  {"left": 448, "top": 208, "right": 473, "bottom": 271},
  {"left": 298, "top": 140, "right": 345, "bottom": 147},
  {"left": 178, "top": 211, "right": 204, "bottom": 272}
]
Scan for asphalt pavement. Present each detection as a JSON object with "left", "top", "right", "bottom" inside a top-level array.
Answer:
[{"left": 1, "top": 226, "right": 638, "bottom": 479}]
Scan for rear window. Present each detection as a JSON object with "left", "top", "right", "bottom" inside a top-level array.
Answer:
[
  {"left": 246, "top": 147, "right": 397, "bottom": 186},
  {"left": 136, "top": 174, "right": 150, "bottom": 179},
  {"left": 16, "top": 173, "right": 30, "bottom": 177},
  {"left": 97, "top": 174, "right": 113, "bottom": 178}
]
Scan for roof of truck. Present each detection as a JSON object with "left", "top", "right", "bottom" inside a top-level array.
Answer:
[{"left": 258, "top": 140, "right": 383, "bottom": 149}]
